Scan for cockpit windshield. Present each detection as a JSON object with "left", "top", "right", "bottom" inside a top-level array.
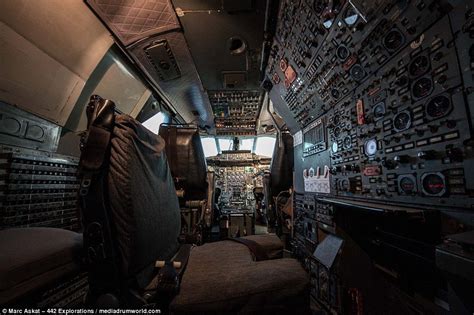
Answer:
[{"left": 201, "top": 136, "right": 275, "bottom": 158}]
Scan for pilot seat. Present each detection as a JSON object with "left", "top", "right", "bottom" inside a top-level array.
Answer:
[
  {"left": 78, "top": 95, "right": 308, "bottom": 313},
  {"left": 263, "top": 131, "right": 294, "bottom": 233}
]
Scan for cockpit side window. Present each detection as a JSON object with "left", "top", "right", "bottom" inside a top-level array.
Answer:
[
  {"left": 142, "top": 112, "right": 169, "bottom": 134},
  {"left": 254, "top": 136, "right": 276, "bottom": 157},
  {"left": 201, "top": 137, "right": 219, "bottom": 157}
]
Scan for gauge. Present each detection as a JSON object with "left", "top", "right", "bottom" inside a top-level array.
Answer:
[
  {"left": 393, "top": 110, "right": 411, "bottom": 132},
  {"left": 272, "top": 72, "right": 281, "bottom": 84},
  {"left": 412, "top": 77, "right": 433, "bottom": 100},
  {"left": 398, "top": 175, "right": 417, "bottom": 194},
  {"left": 350, "top": 64, "right": 366, "bottom": 81},
  {"left": 279, "top": 58, "right": 288, "bottom": 72},
  {"left": 313, "top": 0, "right": 327, "bottom": 14},
  {"left": 333, "top": 127, "right": 341, "bottom": 138},
  {"left": 373, "top": 102, "right": 386, "bottom": 121},
  {"left": 343, "top": 6, "right": 359, "bottom": 25},
  {"left": 343, "top": 136, "right": 352, "bottom": 149},
  {"left": 408, "top": 55, "right": 430, "bottom": 78},
  {"left": 332, "top": 141, "right": 339, "bottom": 153},
  {"left": 333, "top": 115, "right": 340, "bottom": 126},
  {"left": 337, "top": 45, "right": 350, "bottom": 61},
  {"left": 331, "top": 88, "right": 340, "bottom": 99},
  {"left": 426, "top": 95, "right": 451, "bottom": 119},
  {"left": 383, "top": 28, "right": 405, "bottom": 52},
  {"left": 364, "top": 138, "right": 377, "bottom": 156},
  {"left": 339, "top": 179, "right": 350, "bottom": 191},
  {"left": 421, "top": 172, "right": 446, "bottom": 196}
]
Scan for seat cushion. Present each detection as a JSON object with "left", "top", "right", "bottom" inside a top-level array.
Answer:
[
  {"left": 242, "top": 234, "right": 284, "bottom": 259},
  {"left": 170, "top": 240, "right": 308, "bottom": 314},
  {"left": 0, "top": 228, "right": 82, "bottom": 291}
]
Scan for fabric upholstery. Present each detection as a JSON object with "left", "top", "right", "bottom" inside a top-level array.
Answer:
[
  {"left": 243, "top": 234, "right": 284, "bottom": 259},
  {"left": 170, "top": 241, "right": 308, "bottom": 314},
  {"left": 0, "top": 228, "right": 82, "bottom": 291},
  {"left": 108, "top": 115, "right": 181, "bottom": 287}
]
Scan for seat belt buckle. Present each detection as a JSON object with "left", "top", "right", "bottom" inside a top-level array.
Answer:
[{"left": 154, "top": 261, "right": 181, "bottom": 295}]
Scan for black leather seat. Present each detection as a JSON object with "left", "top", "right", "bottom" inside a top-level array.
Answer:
[
  {"left": 159, "top": 125, "right": 208, "bottom": 201},
  {"left": 78, "top": 96, "right": 308, "bottom": 311},
  {"left": 264, "top": 131, "right": 294, "bottom": 228},
  {"left": 159, "top": 124, "right": 286, "bottom": 251}
]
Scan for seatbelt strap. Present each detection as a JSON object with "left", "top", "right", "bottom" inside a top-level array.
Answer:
[
  {"left": 227, "top": 237, "right": 269, "bottom": 261},
  {"left": 150, "top": 244, "right": 193, "bottom": 305}
]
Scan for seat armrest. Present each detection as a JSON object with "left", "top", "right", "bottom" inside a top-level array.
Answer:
[{"left": 242, "top": 234, "right": 284, "bottom": 259}]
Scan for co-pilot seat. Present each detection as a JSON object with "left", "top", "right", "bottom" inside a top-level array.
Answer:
[
  {"left": 158, "top": 124, "right": 284, "bottom": 253},
  {"left": 264, "top": 131, "right": 294, "bottom": 231},
  {"left": 158, "top": 125, "right": 211, "bottom": 243},
  {"left": 78, "top": 96, "right": 308, "bottom": 312}
]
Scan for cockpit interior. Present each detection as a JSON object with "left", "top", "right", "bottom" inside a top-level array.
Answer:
[{"left": 0, "top": 0, "right": 473, "bottom": 313}]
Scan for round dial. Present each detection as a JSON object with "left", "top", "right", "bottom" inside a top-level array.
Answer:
[
  {"left": 331, "top": 88, "right": 340, "bottom": 99},
  {"left": 398, "top": 175, "right": 417, "bottom": 194},
  {"left": 421, "top": 173, "right": 446, "bottom": 196},
  {"left": 409, "top": 55, "right": 430, "bottom": 78},
  {"left": 383, "top": 28, "right": 405, "bottom": 52},
  {"left": 426, "top": 95, "right": 451, "bottom": 119},
  {"left": 333, "top": 114, "right": 340, "bottom": 126},
  {"left": 364, "top": 139, "right": 377, "bottom": 156},
  {"left": 332, "top": 141, "right": 339, "bottom": 153},
  {"left": 343, "top": 136, "right": 352, "bottom": 149},
  {"left": 343, "top": 7, "right": 359, "bottom": 25},
  {"left": 350, "top": 64, "right": 366, "bottom": 81},
  {"left": 412, "top": 77, "right": 433, "bottom": 99},
  {"left": 333, "top": 127, "right": 341, "bottom": 138},
  {"left": 339, "top": 179, "right": 350, "bottom": 191},
  {"left": 337, "top": 45, "right": 350, "bottom": 61},
  {"left": 279, "top": 58, "right": 288, "bottom": 72},
  {"left": 393, "top": 111, "right": 411, "bottom": 132},
  {"left": 373, "top": 102, "right": 386, "bottom": 120}
]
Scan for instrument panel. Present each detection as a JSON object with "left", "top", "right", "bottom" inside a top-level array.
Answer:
[
  {"left": 267, "top": 0, "right": 474, "bottom": 211},
  {"left": 207, "top": 150, "right": 271, "bottom": 213}
]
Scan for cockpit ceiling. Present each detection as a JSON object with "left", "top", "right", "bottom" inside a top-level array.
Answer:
[
  {"left": 171, "top": 0, "right": 266, "bottom": 91},
  {"left": 85, "top": 0, "right": 269, "bottom": 135},
  {"left": 173, "top": 0, "right": 267, "bottom": 136}
]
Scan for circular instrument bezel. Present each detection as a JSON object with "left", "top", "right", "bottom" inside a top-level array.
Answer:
[
  {"left": 364, "top": 138, "right": 377, "bottom": 156},
  {"left": 411, "top": 76, "right": 434, "bottom": 100},
  {"left": 393, "top": 110, "right": 412, "bottom": 132},
  {"left": 398, "top": 174, "right": 417, "bottom": 195},
  {"left": 408, "top": 54, "right": 431, "bottom": 78},
  {"left": 383, "top": 28, "right": 405, "bottom": 52},
  {"left": 425, "top": 94, "right": 452, "bottom": 120},
  {"left": 421, "top": 172, "right": 447, "bottom": 197}
]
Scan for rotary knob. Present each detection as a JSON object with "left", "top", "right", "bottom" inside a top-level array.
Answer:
[
  {"left": 394, "top": 155, "right": 411, "bottom": 164},
  {"left": 418, "top": 150, "right": 437, "bottom": 160}
]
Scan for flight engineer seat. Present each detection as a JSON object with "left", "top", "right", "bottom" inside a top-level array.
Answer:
[{"left": 78, "top": 95, "right": 309, "bottom": 313}]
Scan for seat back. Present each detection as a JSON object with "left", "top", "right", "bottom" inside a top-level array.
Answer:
[
  {"left": 265, "top": 131, "right": 294, "bottom": 227},
  {"left": 159, "top": 125, "right": 207, "bottom": 201},
  {"left": 78, "top": 96, "right": 181, "bottom": 304}
]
